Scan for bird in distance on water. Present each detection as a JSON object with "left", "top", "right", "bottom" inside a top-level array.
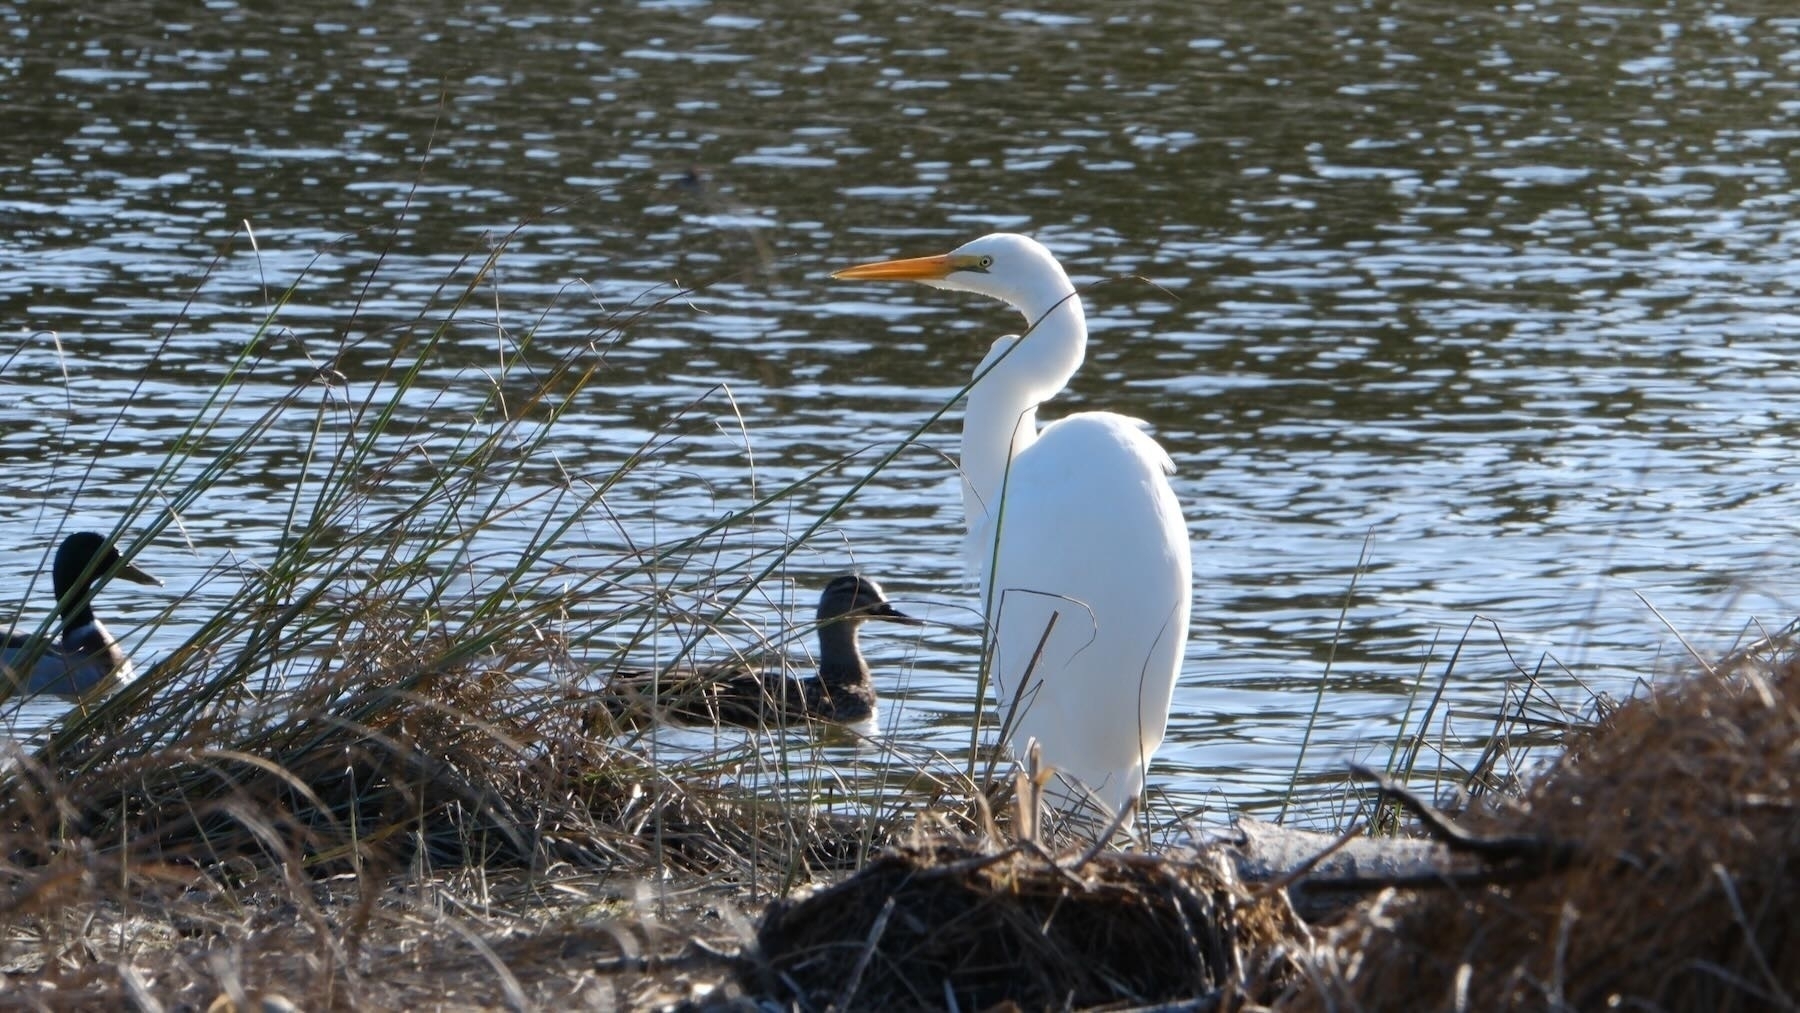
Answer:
[
  {"left": 834, "top": 233, "right": 1192, "bottom": 820},
  {"left": 2, "top": 530, "right": 163, "bottom": 698},
  {"left": 594, "top": 574, "right": 923, "bottom": 729}
]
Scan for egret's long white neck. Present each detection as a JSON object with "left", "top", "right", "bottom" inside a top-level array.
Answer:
[{"left": 959, "top": 282, "right": 1087, "bottom": 553}]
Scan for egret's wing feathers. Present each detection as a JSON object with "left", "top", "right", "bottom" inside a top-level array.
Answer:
[{"left": 979, "top": 412, "right": 1191, "bottom": 812}]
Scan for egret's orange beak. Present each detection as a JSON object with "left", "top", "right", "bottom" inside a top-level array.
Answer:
[{"left": 831, "top": 253, "right": 955, "bottom": 282}]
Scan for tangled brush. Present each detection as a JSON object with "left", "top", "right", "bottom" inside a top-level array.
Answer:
[
  {"left": 746, "top": 835, "right": 1303, "bottom": 1010},
  {"left": 1292, "top": 646, "right": 1800, "bottom": 1010}
]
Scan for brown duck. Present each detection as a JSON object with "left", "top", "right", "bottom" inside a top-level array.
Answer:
[{"left": 595, "top": 575, "right": 921, "bottom": 728}]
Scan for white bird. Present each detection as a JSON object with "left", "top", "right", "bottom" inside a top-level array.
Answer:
[{"left": 834, "top": 233, "right": 1192, "bottom": 819}]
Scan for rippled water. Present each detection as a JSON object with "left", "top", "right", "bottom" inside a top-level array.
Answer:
[{"left": 4, "top": 2, "right": 1799, "bottom": 823}]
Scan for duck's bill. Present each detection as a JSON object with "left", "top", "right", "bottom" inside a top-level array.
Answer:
[
  {"left": 865, "top": 602, "right": 924, "bottom": 626},
  {"left": 117, "top": 561, "right": 163, "bottom": 587}
]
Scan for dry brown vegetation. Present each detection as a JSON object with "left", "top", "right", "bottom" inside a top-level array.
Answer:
[
  {"left": 1287, "top": 634, "right": 1800, "bottom": 1011},
  {"left": 0, "top": 645, "right": 915, "bottom": 1009},
  {"left": 11, "top": 624, "right": 1795, "bottom": 1011},
  {"left": 748, "top": 835, "right": 1303, "bottom": 1010}
]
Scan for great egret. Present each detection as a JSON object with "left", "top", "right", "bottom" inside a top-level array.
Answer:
[
  {"left": 834, "top": 234, "right": 1191, "bottom": 817},
  {"left": 595, "top": 575, "right": 922, "bottom": 727},
  {"left": 2, "top": 531, "right": 163, "bottom": 697}
]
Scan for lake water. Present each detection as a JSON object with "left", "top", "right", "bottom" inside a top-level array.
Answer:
[{"left": 4, "top": 2, "right": 1798, "bottom": 827}]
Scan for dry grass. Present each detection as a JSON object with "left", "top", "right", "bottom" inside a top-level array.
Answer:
[
  {"left": 0, "top": 643, "right": 914, "bottom": 1008},
  {"left": 1288, "top": 633, "right": 1800, "bottom": 1011},
  {"left": 0, "top": 862, "right": 758, "bottom": 1010}
]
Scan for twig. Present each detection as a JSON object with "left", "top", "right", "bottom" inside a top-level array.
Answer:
[
  {"left": 835, "top": 896, "right": 895, "bottom": 1010},
  {"left": 591, "top": 937, "right": 744, "bottom": 976},
  {"left": 1349, "top": 764, "right": 1570, "bottom": 866},
  {"left": 984, "top": 611, "right": 1060, "bottom": 791},
  {"left": 1281, "top": 530, "right": 1374, "bottom": 824},
  {"left": 1712, "top": 862, "right": 1794, "bottom": 1007},
  {"left": 1634, "top": 591, "right": 1716, "bottom": 678},
  {"left": 1068, "top": 796, "right": 1138, "bottom": 873}
]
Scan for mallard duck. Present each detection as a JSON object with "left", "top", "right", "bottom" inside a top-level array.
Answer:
[
  {"left": 2, "top": 531, "right": 162, "bottom": 697},
  {"left": 595, "top": 574, "right": 922, "bottom": 728}
]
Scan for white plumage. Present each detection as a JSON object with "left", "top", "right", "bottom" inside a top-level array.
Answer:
[{"left": 835, "top": 233, "right": 1192, "bottom": 817}]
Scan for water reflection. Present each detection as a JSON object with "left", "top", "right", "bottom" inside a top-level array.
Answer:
[{"left": 3, "top": 0, "right": 1798, "bottom": 820}]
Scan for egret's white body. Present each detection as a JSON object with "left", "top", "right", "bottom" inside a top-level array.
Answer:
[{"left": 835, "top": 234, "right": 1192, "bottom": 817}]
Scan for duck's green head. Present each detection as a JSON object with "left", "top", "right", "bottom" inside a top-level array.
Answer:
[{"left": 53, "top": 531, "right": 161, "bottom": 600}]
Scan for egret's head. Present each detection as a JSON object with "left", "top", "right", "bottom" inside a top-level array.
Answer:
[{"left": 833, "top": 233, "right": 1075, "bottom": 320}]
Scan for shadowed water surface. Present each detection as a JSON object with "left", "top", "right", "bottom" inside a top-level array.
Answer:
[{"left": 4, "top": 1, "right": 1799, "bottom": 824}]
